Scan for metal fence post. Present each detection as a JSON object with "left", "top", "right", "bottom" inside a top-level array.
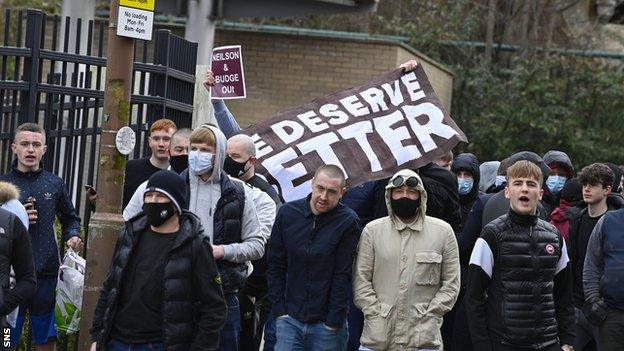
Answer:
[
  {"left": 19, "top": 9, "right": 44, "bottom": 124},
  {"left": 147, "top": 29, "right": 171, "bottom": 123}
]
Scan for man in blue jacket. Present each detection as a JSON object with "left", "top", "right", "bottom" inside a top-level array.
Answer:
[
  {"left": 1, "top": 123, "right": 81, "bottom": 350},
  {"left": 267, "top": 164, "right": 360, "bottom": 351},
  {"left": 584, "top": 208, "right": 624, "bottom": 350}
]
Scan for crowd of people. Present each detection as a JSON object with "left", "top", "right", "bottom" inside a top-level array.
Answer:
[{"left": 0, "top": 62, "right": 623, "bottom": 351}]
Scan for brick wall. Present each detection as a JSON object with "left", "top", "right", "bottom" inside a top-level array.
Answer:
[{"left": 213, "top": 28, "right": 453, "bottom": 128}]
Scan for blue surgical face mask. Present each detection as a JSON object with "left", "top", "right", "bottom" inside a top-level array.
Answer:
[
  {"left": 188, "top": 150, "right": 213, "bottom": 175},
  {"left": 458, "top": 177, "right": 474, "bottom": 195},
  {"left": 547, "top": 175, "right": 567, "bottom": 194}
]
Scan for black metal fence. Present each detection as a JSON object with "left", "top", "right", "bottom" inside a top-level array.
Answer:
[{"left": 0, "top": 9, "right": 197, "bottom": 222}]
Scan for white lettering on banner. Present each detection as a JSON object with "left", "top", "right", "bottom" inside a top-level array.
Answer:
[
  {"left": 271, "top": 120, "right": 305, "bottom": 145},
  {"left": 215, "top": 74, "right": 240, "bottom": 84},
  {"left": 262, "top": 148, "right": 310, "bottom": 200},
  {"left": 381, "top": 80, "right": 404, "bottom": 107},
  {"left": 297, "top": 111, "right": 329, "bottom": 133},
  {"left": 212, "top": 51, "right": 241, "bottom": 61},
  {"left": 251, "top": 133, "right": 273, "bottom": 158},
  {"left": 402, "top": 103, "right": 459, "bottom": 153},
  {"left": 337, "top": 121, "right": 382, "bottom": 172},
  {"left": 359, "top": 87, "right": 388, "bottom": 113},
  {"left": 319, "top": 103, "right": 350, "bottom": 125},
  {"left": 373, "top": 110, "right": 422, "bottom": 166},
  {"left": 339, "top": 95, "right": 370, "bottom": 117},
  {"left": 296, "top": 132, "right": 346, "bottom": 178},
  {"left": 400, "top": 71, "right": 426, "bottom": 102}
]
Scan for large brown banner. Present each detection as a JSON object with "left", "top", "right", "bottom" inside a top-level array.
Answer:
[{"left": 244, "top": 63, "right": 468, "bottom": 202}]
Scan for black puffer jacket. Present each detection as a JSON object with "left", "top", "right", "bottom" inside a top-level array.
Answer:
[
  {"left": 90, "top": 211, "right": 226, "bottom": 350},
  {"left": 452, "top": 153, "right": 481, "bottom": 229},
  {"left": 467, "top": 210, "right": 575, "bottom": 350}
]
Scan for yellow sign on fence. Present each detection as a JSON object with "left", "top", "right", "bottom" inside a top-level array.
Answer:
[{"left": 120, "top": 0, "right": 155, "bottom": 11}]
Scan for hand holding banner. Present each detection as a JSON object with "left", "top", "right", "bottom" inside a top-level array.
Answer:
[{"left": 244, "top": 62, "right": 468, "bottom": 202}]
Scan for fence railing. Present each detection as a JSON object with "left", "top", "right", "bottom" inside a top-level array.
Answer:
[{"left": 0, "top": 9, "right": 197, "bottom": 226}]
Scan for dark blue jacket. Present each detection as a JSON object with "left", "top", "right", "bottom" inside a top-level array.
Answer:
[
  {"left": 1, "top": 162, "right": 81, "bottom": 276},
  {"left": 596, "top": 209, "right": 624, "bottom": 310},
  {"left": 458, "top": 194, "right": 493, "bottom": 265},
  {"left": 267, "top": 196, "right": 360, "bottom": 328},
  {"left": 341, "top": 180, "right": 378, "bottom": 226},
  {"left": 451, "top": 153, "right": 482, "bottom": 230}
]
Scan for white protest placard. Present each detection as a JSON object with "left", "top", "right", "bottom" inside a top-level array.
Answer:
[{"left": 116, "top": 6, "right": 154, "bottom": 41}]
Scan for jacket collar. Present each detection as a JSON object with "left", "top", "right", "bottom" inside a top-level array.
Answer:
[
  {"left": 11, "top": 159, "right": 43, "bottom": 178},
  {"left": 508, "top": 208, "right": 538, "bottom": 227},
  {"left": 391, "top": 213, "right": 424, "bottom": 232},
  {"left": 302, "top": 194, "right": 343, "bottom": 219}
]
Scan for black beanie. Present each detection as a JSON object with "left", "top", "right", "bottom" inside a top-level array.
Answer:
[
  {"left": 507, "top": 151, "right": 551, "bottom": 187},
  {"left": 561, "top": 178, "right": 582, "bottom": 204},
  {"left": 145, "top": 170, "right": 188, "bottom": 212}
]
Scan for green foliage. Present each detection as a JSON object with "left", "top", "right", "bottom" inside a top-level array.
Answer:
[
  {"left": 0, "top": 0, "right": 61, "bottom": 14},
  {"left": 452, "top": 57, "right": 624, "bottom": 167}
]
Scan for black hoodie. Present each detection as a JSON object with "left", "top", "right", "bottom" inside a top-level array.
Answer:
[{"left": 452, "top": 153, "right": 481, "bottom": 229}]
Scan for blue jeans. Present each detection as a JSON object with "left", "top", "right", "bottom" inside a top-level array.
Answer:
[
  {"left": 275, "top": 315, "right": 347, "bottom": 351},
  {"left": 218, "top": 293, "right": 241, "bottom": 351},
  {"left": 106, "top": 339, "right": 164, "bottom": 351}
]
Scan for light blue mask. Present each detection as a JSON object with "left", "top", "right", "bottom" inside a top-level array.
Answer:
[
  {"left": 458, "top": 177, "right": 474, "bottom": 195},
  {"left": 188, "top": 150, "right": 213, "bottom": 175},
  {"left": 546, "top": 175, "right": 567, "bottom": 194}
]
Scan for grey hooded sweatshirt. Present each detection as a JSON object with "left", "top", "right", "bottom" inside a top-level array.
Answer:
[{"left": 188, "top": 125, "right": 265, "bottom": 264}]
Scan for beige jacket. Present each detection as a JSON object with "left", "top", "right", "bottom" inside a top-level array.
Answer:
[{"left": 354, "top": 169, "right": 460, "bottom": 351}]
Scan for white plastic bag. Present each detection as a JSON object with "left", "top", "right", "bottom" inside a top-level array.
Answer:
[{"left": 55, "top": 250, "right": 85, "bottom": 334}]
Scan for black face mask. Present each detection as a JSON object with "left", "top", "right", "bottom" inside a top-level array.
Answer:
[
  {"left": 143, "top": 202, "right": 176, "bottom": 227},
  {"left": 169, "top": 154, "right": 188, "bottom": 174},
  {"left": 391, "top": 197, "right": 421, "bottom": 220},
  {"left": 224, "top": 156, "right": 249, "bottom": 178}
]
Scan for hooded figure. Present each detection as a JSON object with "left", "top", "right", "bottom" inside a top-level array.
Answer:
[
  {"left": 542, "top": 150, "right": 575, "bottom": 216},
  {"left": 452, "top": 153, "right": 482, "bottom": 229},
  {"left": 479, "top": 161, "right": 500, "bottom": 194},
  {"left": 354, "top": 169, "right": 460, "bottom": 351},
  {"left": 549, "top": 178, "right": 582, "bottom": 240},
  {"left": 373, "top": 163, "right": 462, "bottom": 233}
]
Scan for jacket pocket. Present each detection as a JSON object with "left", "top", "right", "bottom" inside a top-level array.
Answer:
[
  {"left": 408, "top": 303, "right": 442, "bottom": 348},
  {"left": 360, "top": 302, "right": 393, "bottom": 350},
  {"left": 414, "top": 252, "right": 442, "bottom": 285},
  {"left": 417, "top": 314, "right": 443, "bottom": 349}
]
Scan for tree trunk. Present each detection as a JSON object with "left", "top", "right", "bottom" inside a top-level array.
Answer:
[
  {"left": 484, "top": 0, "right": 497, "bottom": 65},
  {"left": 520, "top": 0, "right": 531, "bottom": 58}
]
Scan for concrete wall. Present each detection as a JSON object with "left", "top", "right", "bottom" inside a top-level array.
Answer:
[{"left": 211, "top": 27, "right": 453, "bottom": 128}]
